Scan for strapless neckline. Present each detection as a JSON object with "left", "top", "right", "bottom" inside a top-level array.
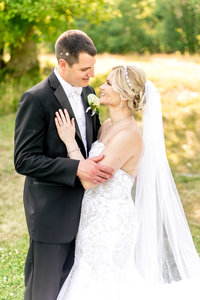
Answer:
[{"left": 91, "top": 140, "right": 134, "bottom": 181}]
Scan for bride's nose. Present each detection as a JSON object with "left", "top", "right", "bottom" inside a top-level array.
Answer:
[{"left": 100, "top": 82, "right": 105, "bottom": 90}]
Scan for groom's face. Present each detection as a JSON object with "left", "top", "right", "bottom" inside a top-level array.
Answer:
[{"left": 60, "top": 52, "right": 96, "bottom": 87}]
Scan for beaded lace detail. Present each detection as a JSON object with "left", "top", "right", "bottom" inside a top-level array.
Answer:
[{"left": 57, "top": 141, "right": 138, "bottom": 300}]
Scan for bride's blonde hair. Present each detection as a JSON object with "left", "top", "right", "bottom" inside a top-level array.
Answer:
[{"left": 111, "top": 65, "right": 146, "bottom": 111}]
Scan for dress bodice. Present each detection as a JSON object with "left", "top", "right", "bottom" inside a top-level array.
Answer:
[
  {"left": 57, "top": 141, "right": 138, "bottom": 300},
  {"left": 72, "top": 140, "right": 137, "bottom": 275},
  {"left": 88, "top": 140, "right": 134, "bottom": 194}
]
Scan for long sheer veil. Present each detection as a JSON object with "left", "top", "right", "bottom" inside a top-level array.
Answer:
[{"left": 135, "top": 80, "right": 200, "bottom": 283}]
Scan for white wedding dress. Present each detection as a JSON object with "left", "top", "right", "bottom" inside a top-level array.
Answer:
[{"left": 57, "top": 141, "right": 199, "bottom": 300}]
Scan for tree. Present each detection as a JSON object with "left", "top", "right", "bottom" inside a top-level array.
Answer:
[
  {"left": 155, "top": 0, "right": 200, "bottom": 53},
  {"left": 84, "top": 0, "right": 200, "bottom": 54},
  {"left": 0, "top": 0, "right": 112, "bottom": 79},
  {"left": 85, "top": 0, "right": 158, "bottom": 54}
]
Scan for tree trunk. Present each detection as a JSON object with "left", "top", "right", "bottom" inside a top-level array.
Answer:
[
  {"left": 5, "top": 27, "right": 40, "bottom": 78},
  {"left": 0, "top": 42, "right": 6, "bottom": 69}
]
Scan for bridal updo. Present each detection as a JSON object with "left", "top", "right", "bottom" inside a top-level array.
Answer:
[{"left": 111, "top": 65, "right": 146, "bottom": 111}]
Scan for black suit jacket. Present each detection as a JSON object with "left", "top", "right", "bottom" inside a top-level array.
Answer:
[{"left": 14, "top": 71, "right": 100, "bottom": 243}]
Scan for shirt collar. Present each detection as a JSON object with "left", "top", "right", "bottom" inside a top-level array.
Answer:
[{"left": 54, "top": 68, "right": 82, "bottom": 97}]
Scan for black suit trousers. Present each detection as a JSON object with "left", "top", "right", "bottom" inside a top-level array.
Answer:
[{"left": 24, "top": 239, "right": 75, "bottom": 300}]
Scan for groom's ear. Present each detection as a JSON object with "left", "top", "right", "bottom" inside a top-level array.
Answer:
[{"left": 58, "top": 59, "right": 68, "bottom": 70}]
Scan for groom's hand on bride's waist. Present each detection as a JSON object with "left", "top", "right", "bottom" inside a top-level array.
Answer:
[{"left": 77, "top": 154, "right": 114, "bottom": 185}]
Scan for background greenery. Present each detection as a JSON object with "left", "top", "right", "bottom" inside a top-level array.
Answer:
[
  {"left": 0, "top": 53, "right": 200, "bottom": 299},
  {"left": 0, "top": 0, "right": 200, "bottom": 114},
  {"left": 0, "top": 0, "right": 200, "bottom": 299}
]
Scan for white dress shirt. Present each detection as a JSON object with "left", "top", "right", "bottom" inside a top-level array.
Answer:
[{"left": 54, "top": 68, "right": 87, "bottom": 152}]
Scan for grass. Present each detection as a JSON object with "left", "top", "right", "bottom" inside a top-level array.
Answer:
[
  {"left": 0, "top": 53, "right": 200, "bottom": 299},
  {"left": 0, "top": 237, "right": 28, "bottom": 300},
  {"left": 0, "top": 114, "right": 27, "bottom": 299},
  {"left": 0, "top": 114, "right": 26, "bottom": 243}
]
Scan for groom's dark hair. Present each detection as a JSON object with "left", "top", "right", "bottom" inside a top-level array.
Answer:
[{"left": 55, "top": 30, "right": 97, "bottom": 67}]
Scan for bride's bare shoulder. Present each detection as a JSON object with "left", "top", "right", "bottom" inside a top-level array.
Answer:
[
  {"left": 97, "top": 118, "right": 111, "bottom": 138},
  {"left": 101, "top": 119, "right": 111, "bottom": 127},
  {"left": 104, "top": 123, "right": 143, "bottom": 156},
  {"left": 117, "top": 125, "right": 143, "bottom": 149}
]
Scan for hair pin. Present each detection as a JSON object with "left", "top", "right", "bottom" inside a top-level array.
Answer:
[{"left": 123, "top": 66, "right": 133, "bottom": 89}]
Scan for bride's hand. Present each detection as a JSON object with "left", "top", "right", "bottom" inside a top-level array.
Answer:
[{"left": 55, "top": 109, "right": 75, "bottom": 145}]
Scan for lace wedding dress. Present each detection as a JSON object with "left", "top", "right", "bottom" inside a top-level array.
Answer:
[{"left": 57, "top": 141, "right": 199, "bottom": 300}]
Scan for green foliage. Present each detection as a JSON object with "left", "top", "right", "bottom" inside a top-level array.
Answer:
[
  {"left": 0, "top": 0, "right": 199, "bottom": 82},
  {"left": 0, "top": 0, "right": 113, "bottom": 78},
  {"left": 81, "top": 0, "right": 200, "bottom": 54},
  {"left": 0, "top": 0, "right": 199, "bottom": 85},
  {"left": 190, "top": 224, "right": 200, "bottom": 254},
  {"left": 155, "top": 0, "right": 200, "bottom": 53},
  {"left": 90, "top": 71, "right": 109, "bottom": 96},
  {"left": 176, "top": 174, "right": 200, "bottom": 184},
  {"left": 0, "top": 73, "right": 41, "bottom": 114},
  {"left": 0, "top": 0, "right": 112, "bottom": 46},
  {"left": 90, "top": 72, "right": 111, "bottom": 121},
  {"left": 0, "top": 112, "right": 28, "bottom": 299},
  {"left": 85, "top": 0, "right": 158, "bottom": 53}
]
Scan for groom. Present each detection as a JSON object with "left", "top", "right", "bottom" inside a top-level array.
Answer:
[{"left": 14, "top": 30, "right": 113, "bottom": 300}]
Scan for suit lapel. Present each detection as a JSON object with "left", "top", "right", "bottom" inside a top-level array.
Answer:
[
  {"left": 82, "top": 88, "right": 93, "bottom": 153},
  {"left": 49, "top": 71, "right": 83, "bottom": 147},
  {"left": 49, "top": 71, "right": 95, "bottom": 156}
]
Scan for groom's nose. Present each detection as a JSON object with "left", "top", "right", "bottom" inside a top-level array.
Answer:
[{"left": 88, "top": 66, "right": 95, "bottom": 78}]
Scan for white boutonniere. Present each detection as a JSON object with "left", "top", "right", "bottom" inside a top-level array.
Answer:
[{"left": 86, "top": 94, "right": 100, "bottom": 116}]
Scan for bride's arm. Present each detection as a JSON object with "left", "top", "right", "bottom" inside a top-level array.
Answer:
[
  {"left": 85, "top": 130, "right": 142, "bottom": 189},
  {"left": 55, "top": 109, "right": 142, "bottom": 189},
  {"left": 55, "top": 110, "right": 84, "bottom": 161},
  {"left": 55, "top": 109, "right": 114, "bottom": 188}
]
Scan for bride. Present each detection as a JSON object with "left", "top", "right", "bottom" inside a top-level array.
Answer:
[{"left": 54, "top": 65, "right": 200, "bottom": 299}]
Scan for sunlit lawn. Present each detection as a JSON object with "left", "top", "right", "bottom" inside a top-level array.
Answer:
[{"left": 0, "top": 53, "right": 200, "bottom": 299}]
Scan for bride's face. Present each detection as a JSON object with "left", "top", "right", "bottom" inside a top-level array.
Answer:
[{"left": 100, "top": 72, "right": 121, "bottom": 107}]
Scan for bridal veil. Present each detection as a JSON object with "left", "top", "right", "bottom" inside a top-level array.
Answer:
[{"left": 135, "top": 80, "right": 200, "bottom": 283}]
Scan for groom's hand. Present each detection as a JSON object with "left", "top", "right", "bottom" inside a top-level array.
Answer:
[{"left": 77, "top": 155, "right": 114, "bottom": 184}]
